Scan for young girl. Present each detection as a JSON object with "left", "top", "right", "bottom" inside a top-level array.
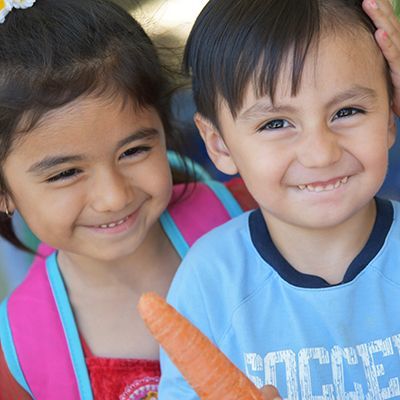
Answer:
[{"left": 0, "top": 0, "right": 257, "bottom": 398}]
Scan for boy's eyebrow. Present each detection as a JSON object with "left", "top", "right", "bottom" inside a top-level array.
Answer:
[
  {"left": 237, "top": 101, "right": 295, "bottom": 121},
  {"left": 28, "top": 128, "right": 160, "bottom": 174},
  {"left": 325, "top": 86, "right": 377, "bottom": 108},
  {"left": 237, "top": 86, "right": 377, "bottom": 121}
]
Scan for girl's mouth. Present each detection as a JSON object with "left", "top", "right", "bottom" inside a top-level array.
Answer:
[
  {"left": 297, "top": 176, "right": 349, "bottom": 192},
  {"left": 97, "top": 215, "right": 130, "bottom": 229},
  {"left": 89, "top": 209, "right": 140, "bottom": 234}
]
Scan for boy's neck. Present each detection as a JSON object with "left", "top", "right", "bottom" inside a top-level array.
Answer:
[{"left": 262, "top": 199, "right": 377, "bottom": 285}]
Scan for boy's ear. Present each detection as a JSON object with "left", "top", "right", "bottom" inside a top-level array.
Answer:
[
  {"left": 388, "top": 110, "right": 397, "bottom": 149},
  {"left": 194, "top": 113, "right": 238, "bottom": 175}
]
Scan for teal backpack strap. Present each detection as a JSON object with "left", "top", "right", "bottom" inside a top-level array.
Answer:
[
  {"left": 0, "top": 297, "right": 34, "bottom": 397},
  {"left": 3, "top": 252, "right": 91, "bottom": 400},
  {"left": 202, "top": 180, "right": 243, "bottom": 218},
  {"left": 161, "top": 181, "right": 243, "bottom": 258},
  {"left": 167, "top": 150, "right": 212, "bottom": 181}
]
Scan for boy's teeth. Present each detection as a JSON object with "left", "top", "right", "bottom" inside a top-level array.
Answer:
[{"left": 297, "top": 176, "right": 349, "bottom": 192}]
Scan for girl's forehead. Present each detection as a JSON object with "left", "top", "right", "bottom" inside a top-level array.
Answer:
[{"left": 10, "top": 96, "right": 163, "bottom": 155}]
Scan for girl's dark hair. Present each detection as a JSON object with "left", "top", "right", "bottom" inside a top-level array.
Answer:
[
  {"left": 183, "top": 0, "right": 393, "bottom": 129},
  {"left": 0, "top": 0, "right": 189, "bottom": 250}
]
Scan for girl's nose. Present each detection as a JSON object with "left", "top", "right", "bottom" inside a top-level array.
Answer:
[
  {"left": 296, "top": 125, "right": 342, "bottom": 168},
  {"left": 90, "top": 169, "right": 132, "bottom": 213}
]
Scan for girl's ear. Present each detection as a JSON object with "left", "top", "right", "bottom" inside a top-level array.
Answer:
[
  {"left": 388, "top": 110, "right": 397, "bottom": 149},
  {"left": 194, "top": 113, "right": 238, "bottom": 175},
  {"left": 0, "top": 193, "right": 15, "bottom": 217}
]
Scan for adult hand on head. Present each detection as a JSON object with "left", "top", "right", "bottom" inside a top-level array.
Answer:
[
  {"left": 363, "top": 0, "right": 400, "bottom": 115},
  {"left": 260, "top": 384, "right": 282, "bottom": 400}
]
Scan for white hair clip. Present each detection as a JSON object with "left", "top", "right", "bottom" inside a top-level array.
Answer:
[{"left": 0, "top": 0, "right": 36, "bottom": 24}]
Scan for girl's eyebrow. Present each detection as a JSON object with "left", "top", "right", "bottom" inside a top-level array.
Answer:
[
  {"left": 28, "top": 155, "right": 84, "bottom": 174},
  {"left": 28, "top": 128, "right": 160, "bottom": 174},
  {"left": 116, "top": 127, "right": 159, "bottom": 149}
]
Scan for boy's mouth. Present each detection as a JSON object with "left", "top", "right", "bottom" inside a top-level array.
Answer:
[{"left": 297, "top": 176, "right": 349, "bottom": 192}]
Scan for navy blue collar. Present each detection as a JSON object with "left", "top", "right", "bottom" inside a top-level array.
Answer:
[{"left": 249, "top": 198, "right": 394, "bottom": 288}]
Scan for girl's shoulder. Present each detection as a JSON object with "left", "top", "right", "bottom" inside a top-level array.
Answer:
[{"left": 164, "top": 179, "right": 252, "bottom": 252}]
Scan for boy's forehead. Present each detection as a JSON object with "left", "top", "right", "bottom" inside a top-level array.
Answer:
[{"left": 231, "top": 29, "right": 386, "bottom": 113}]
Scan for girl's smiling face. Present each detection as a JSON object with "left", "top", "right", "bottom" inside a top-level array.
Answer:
[
  {"left": 200, "top": 29, "right": 396, "bottom": 233},
  {"left": 2, "top": 95, "right": 173, "bottom": 262}
]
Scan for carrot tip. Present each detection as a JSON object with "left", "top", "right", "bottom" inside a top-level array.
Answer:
[{"left": 137, "top": 291, "right": 264, "bottom": 400}]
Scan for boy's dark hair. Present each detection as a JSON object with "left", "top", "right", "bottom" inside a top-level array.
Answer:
[
  {"left": 0, "top": 0, "right": 188, "bottom": 250},
  {"left": 183, "top": 0, "right": 393, "bottom": 129}
]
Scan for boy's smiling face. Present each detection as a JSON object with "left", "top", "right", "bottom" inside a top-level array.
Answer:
[{"left": 198, "top": 29, "right": 396, "bottom": 232}]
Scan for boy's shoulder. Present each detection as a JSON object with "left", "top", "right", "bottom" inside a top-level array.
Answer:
[
  {"left": 365, "top": 198, "right": 400, "bottom": 281},
  {"left": 174, "top": 209, "right": 269, "bottom": 294},
  {"left": 391, "top": 198, "right": 400, "bottom": 218}
]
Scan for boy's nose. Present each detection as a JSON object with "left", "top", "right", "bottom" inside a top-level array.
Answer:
[
  {"left": 296, "top": 126, "right": 342, "bottom": 168},
  {"left": 90, "top": 169, "right": 132, "bottom": 213}
]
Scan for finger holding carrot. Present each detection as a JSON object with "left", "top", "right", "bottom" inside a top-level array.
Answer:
[
  {"left": 138, "top": 292, "right": 281, "bottom": 400},
  {"left": 260, "top": 385, "right": 282, "bottom": 400},
  {"left": 363, "top": 0, "right": 400, "bottom": 115}
]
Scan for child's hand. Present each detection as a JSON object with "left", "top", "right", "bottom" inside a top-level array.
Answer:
[
  {"left": 363, "top": 0, "right": 400, "bottom": 115},
  {"left": 260, "top": 384, "right": 281, "bottom": 400}
]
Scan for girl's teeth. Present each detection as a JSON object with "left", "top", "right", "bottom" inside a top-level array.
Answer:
[
  {"left": 297, "top": 176, "right": 349, "bottom": 192},
  {"left": 98, "top": 217, "right": 127, "bottom": 229}
]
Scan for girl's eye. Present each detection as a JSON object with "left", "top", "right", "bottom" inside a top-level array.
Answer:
[
  {"left": 47, "top": 168, "right": 81, "bottom": 183},
  {"left": 261, "top": 119, "right": 291, "bottom": 131},
  {"left": 119, "top": 145, "right": 151, "bottom": 160},
  {"left": 333, "top": 107, "right": 364, "bottom": 120}
]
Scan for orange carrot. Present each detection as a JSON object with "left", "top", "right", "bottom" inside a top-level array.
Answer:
[{"left": 138, "top": 291, "right": 265, "bottom": 400}]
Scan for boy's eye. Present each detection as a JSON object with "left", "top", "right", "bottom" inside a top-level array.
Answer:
[
  {"left": 333, "top": 107, "right": 363, "bottom": 120},
  {"left": 47, "top": 168, "right": 81, "bottom": 183},
  {"left": 119, "top": 145, "right": 151, "bottom": 160},
  {"left": 262, "top": 119, "right": 290, "bottom": 130}
]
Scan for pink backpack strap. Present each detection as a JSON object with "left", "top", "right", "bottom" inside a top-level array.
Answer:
[
  {"left": 0, "top": 246, "right": 92, "bottom": 399},
  {"left": 0, "top": 181, "right": 242, "bottom": 399},
  {"left": 161, "top": 181, "right": 243, "bottom": 257}
]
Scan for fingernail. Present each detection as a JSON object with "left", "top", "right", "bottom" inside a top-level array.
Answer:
[{"left": 369, "top": 0, "right": 378, "bottom": 9}]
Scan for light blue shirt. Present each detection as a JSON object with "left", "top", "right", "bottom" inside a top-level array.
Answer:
[{"left": 159, "top": 198, "right": 400, "bottom": 399}]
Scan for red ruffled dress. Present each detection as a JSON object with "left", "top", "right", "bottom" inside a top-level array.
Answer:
[
  {"left": 0, "top": 339, "right": 161, "bottom": 400},
  {"left": 82, "top": 337, "right": 161, "bottom": 400}
]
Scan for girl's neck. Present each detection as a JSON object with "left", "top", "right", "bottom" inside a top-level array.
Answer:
[
  {"left": 56, "top": 221, "right": 180, "bottom": 359},
  {"left": 263, "top": 200, "right": 376, "bottom": 285},
  {"left": 57, "top": 221, "right": 180, "bottom": 294}
]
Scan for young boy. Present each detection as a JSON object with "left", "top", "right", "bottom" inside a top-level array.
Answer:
[{"left": 159, "top": 0, "right": 400, "bottom": 398}]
